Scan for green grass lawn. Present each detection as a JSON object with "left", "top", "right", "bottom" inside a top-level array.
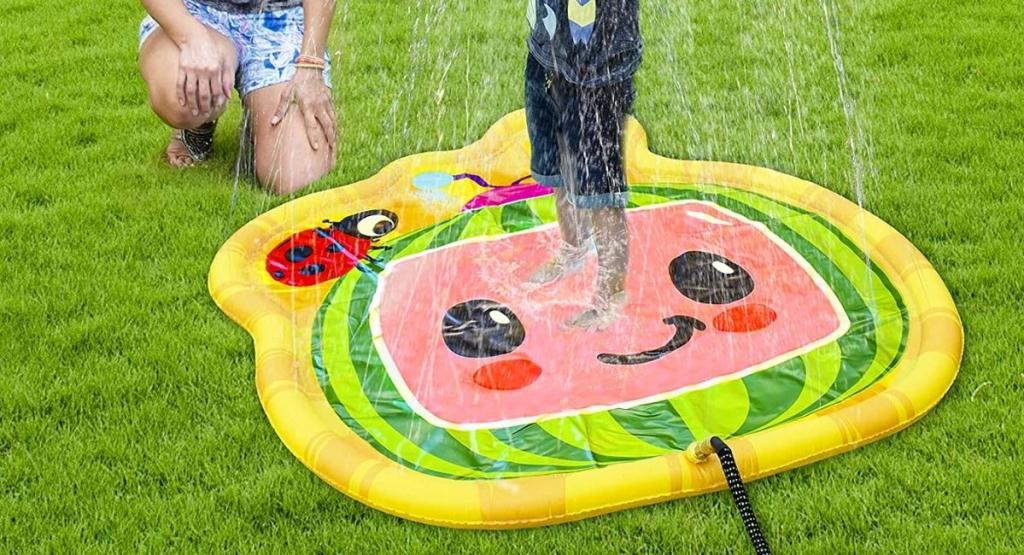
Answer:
[{"left": 2, "top": 0, "right": 1022, "bottom": 552}]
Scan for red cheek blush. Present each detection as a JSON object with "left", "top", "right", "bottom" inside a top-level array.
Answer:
[
  {"left": 472, "top": 358, "right": 543, "bottom": 391},
  {"left": 713, "top": 304, "right": 778, "bottom": 333}
]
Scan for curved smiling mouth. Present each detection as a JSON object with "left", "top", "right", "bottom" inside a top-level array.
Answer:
[{"left": 597, "top": 316, "right": 707, "bottom": 366}]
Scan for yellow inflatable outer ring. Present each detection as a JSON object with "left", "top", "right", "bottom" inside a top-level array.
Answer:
[{"left": 209, "top": 111, "right": 963, "bottom": 529}]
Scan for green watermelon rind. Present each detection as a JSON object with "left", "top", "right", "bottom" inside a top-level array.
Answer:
[{"left": 311, "top": 184, "right": 907, "bottom": 480}]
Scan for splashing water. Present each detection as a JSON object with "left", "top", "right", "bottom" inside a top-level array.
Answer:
[
  {"left": 819, "top": 0, "right": 879, "bottom": 299},
  {"left": 820, "top": 0, "right": 870, "bottom": 210}
]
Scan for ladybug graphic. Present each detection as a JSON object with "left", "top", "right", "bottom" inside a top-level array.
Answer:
[{"left": 266, "top": 209, "right": 398, "bottom": 287}]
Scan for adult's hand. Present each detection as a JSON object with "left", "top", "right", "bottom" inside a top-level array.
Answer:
[
  {"left": 270, "top": 68, "right": 336, "bottom": 152},
  {"left": 176, "top": 26, "right": 234, "bottom": 119}
]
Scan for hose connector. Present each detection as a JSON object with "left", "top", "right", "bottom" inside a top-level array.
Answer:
[{"left": 685, "top": 437, "right": 718, "bottom": 464}]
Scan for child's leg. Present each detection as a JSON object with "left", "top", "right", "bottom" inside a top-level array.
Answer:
[
  {"left": 554, "top": 186, "right": 586, "bottom": 247},
  {"left": 524, "top": 54, "right": 595, "bottom": 284},
  {"left": 553, "top": 131, "right": 592, "bottom": 248},
  {"left": 592, "top": 207, "right": 629, "bottom": 300},
  {"left": 563, "top": 206, "right": 629, "bottom": 329},
  {"left": 527, "top": 185, "right": 595, "bottom": 285},
  {"left": 561, "top": 77, "right": 635, "bottom": 329}
]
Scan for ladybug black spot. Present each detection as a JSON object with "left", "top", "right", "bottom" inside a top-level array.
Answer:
[
  {"left": 285, "top": 245, "right": 314, "bottom": 263},
  {"left": 299, "top": 264, "right": 326, "bottom": 276}
]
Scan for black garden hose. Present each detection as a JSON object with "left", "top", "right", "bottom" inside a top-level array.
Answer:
[{"left": 688, "top": 437, "right": 772, "bottom": 555}]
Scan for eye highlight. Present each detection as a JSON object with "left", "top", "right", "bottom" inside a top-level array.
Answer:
[
  {"left": 334, "top": 209, "right": 398, "bottom": 239},
  {"left": 669, "top": 251, "right": 755, "bottom": 305},
  {"left": 442, "top": 300, "right": 526, "bottom": 359}
]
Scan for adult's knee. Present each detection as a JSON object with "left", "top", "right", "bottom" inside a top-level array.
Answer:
[
  {"left": 257, "top": 157, "right": 334, "bottom": 196},
  {"left": 148, "top": 90, "right": 208, "bottom": 130},
  {"left": 147, "top": 83, "right": 228, "bottom": 130},
  {"left": 260, "top": 171, "right": 314, "bottom": 196}
]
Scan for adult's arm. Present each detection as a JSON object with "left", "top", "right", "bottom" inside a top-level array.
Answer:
[
  {"left": 140, "top": 0, "right": 234, "bottom": 118},
  {"left": 301, "top": 0, "right": 337, "bottom": 59},
  {"left": 271, "top": 0, "right": 338, "bottom": 152}
]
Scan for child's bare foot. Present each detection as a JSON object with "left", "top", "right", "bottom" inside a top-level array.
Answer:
[
  {"left": 165, "top": 121, "right": 217, "bottom": 168},
  {"left": 527, "top": 240, "right": 594, "bottom": 285},
  {"left": 564, "top": 291, "right": 628, "bottom": 331}
]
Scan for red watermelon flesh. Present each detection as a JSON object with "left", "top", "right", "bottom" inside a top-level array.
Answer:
[{"left": 372, "top": 202, "right": 847, "bottom": 428}]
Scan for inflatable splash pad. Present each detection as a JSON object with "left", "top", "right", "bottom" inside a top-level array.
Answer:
[{"left": 209, "top": 111, "right": 962, "bottom": 529}]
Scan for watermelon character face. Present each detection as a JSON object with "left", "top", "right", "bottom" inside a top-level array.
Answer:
[
  {"left": 266, "top": 210, "right": 398, "bottom": 287},
  {"left": 371, "top": 201, "right": 850, "bottom": 429}
]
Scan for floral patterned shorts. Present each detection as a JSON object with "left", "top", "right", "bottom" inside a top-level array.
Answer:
[{"left": 139, "top": 0, "right": 332, "bottom": 97}]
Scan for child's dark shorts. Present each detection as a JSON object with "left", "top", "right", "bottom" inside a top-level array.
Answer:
[{"left": 525, "top": 53, "right": 635, "bottom": 210}]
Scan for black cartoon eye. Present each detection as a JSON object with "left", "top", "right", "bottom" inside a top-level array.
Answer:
[
  {"left": 285, "top": 245, "right": 314, "bottom": 263},
  {"left": 334, "top": 209, "right": 398, "bottom": 240},
  {"left": 442, "top": 299, "right": 525, "bottom": 358},
  {"left": 669, "top": 251, "right": 755, "bottom": 305}
]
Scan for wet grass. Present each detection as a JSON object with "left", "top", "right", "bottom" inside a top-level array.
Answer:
[{"left": 1, "top": 0, "right": 1022, "bottom": 552}]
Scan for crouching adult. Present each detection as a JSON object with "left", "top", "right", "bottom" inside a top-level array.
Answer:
[{"left": 138, "top": 0, "right": 338, "bottom": 194}]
